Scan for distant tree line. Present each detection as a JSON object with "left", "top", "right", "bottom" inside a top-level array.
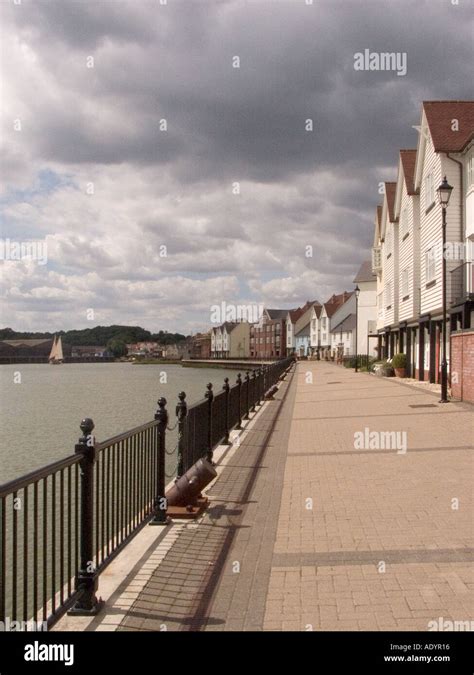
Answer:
[{"left": 0, "top": 326, "right": 187, "bottom": 347}]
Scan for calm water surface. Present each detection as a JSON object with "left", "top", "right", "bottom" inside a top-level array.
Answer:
[{"left": 0, "top": 363, "right": 239, "bottom": 483}]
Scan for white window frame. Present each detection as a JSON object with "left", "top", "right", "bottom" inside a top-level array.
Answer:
[
  {"left": 424, "top": 172, "right": 435, "bottom": 209},
  {"left": 467, "top": 154, "right": 474, "bottom": 190},
  {"left": 400, "top": 206, "right": 409, "bottom": 238},
  {"left": 385, "top": 227, "right": 392, "bottom": 256},
  {"left": 385, "top": 281, "right": 392, "bottom": 309},
  {"left": 401, "top": 267, "right": 409, "bottom": 297},
  {"left": 425, "top": 248, "right": 436, "bottom": 284}
]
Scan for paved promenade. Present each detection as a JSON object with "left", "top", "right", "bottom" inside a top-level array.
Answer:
[{"left": 65, "top": 361, "right": 473, "bottom": 632}]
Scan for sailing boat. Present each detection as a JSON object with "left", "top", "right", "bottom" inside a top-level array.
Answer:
[{"left": 49, "top": 335, "right": 64, "bottom": 364}]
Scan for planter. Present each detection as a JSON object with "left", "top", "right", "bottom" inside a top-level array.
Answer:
[{"left": 394, "top": 367, "right": 406, "bottom": 378}]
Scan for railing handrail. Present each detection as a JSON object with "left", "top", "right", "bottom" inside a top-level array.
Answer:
[{"left": 0, "top": 453, "right": 80, "bottom": 498}]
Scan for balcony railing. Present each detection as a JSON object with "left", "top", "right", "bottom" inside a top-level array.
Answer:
[{"left": 372, "top": 246, "right": 382, "bottom": 273}]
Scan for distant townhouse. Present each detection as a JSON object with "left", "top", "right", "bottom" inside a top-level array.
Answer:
[
  {"left": 310, "top": 292, "right": 351, "bottom": 358},
  {"left": 286, "top": 307, "right": 305, "bottom": 356},
  {"left": 211, "top": 322, "right": 250, "bottom": 359},
  {"left": 294, "top": 301, "right": 320, "bottom": 357},
  {"left": 189, "top": 332, "right": 211, "bottom": 359},
  {"left": 250, "top": 309, "right": 287, "bottom": 358},
  {"left": 71, "top": 345, "right": 111, "bottom": 359},
  {"left": 126, "top": 341, "right": 164, "bottom": 357},
  {"left": 380, "top": 182, "right": 399, "bottom": 357},
  {"left": 392, "top": 149, "right": 421, "bottom": 376},
  {"left": 328, "top": 292, "right": 355, "bottom": 359},
  {"left": 286, "top": 301, "right": 320, "bottom": 357},
  {"left": 353, "top": 260, "right": 378, "bottom": 357}
]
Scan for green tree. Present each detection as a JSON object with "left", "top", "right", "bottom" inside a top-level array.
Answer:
[{"left": 106, "top": 338, "right": 128, "bottom": 358}]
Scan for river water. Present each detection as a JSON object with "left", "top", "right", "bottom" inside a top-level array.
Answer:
[{"left": 0, "top": 363, "right": 239, "bottom": 484}]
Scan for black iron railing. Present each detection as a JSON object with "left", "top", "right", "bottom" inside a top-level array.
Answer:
[{"left": 0, "top": 357, "right": 294, "bottom": 629}]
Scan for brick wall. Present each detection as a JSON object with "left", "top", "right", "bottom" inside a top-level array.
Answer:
[{"left": 451, "top": 330, "right": 474, "bottom": 404}]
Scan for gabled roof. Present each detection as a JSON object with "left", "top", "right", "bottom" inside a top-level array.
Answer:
[
  {"left": 1, "top": 338, "right": 53, "bottom": 347},
  {"left": 331, "top": 313, "right": 357, "bottom": 333},
  {"left": 295, "top": 323, "right": 310, "bottom": 338},
  {"left": 287, "top": 307, "right": 306, "bottom": 323},
  {"left": 373, "top": 205, "right": 383, "bottom": 247},
  {"left": 323, "top": 291, "right": 353, "bottom": 317},
  {"left": 353, "top": 260, "right": 376, "bottom": 283},
  {"left": 423, "top": 101, "right": 474, "bottom": 153},
  {"left": 399, "top": 149, "right": 418, "bottom": 195},
  {"left": 222, "top": 322, "right": 239, "bottom": 333},
  {"left": 266, "top": 309, "right": 289, "bottom": 320},
  {"left": 384, "top": 182, "right": 397, "bottom": 222}
]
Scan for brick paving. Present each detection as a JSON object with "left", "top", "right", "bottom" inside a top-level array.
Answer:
[{"left": 119, "top": 362, "right": 473, "bottom": 631}]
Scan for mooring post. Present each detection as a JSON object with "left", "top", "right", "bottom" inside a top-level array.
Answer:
[
  {"left": 68, "top": 418, "right": 103, "bottom": 615},
  {"left": 205, "top": 383, "right": 214, "bottom": 462},
  {"left": 222, "top": 377, "right": 231, "bottom": 444},
  {"left": 150, "top": 397, "right": 169, "bottom": 525},
  {"left": 250, "top": 370, "right": 257, "bottom": 412},
  {"left": 175, "top": 391, "right": 187, "bottom": 479},
  {"left": 244, "top": 371, "right": 250, "bottom": 419},
  {"left": 236, "top": 372, "right": 242, "bottom": 430}
]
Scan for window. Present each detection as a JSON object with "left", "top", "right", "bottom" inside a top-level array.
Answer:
[
  {"left": 385, "top": 282, "right": 392, "bottom": 309},
  {"left": 321, "top": 317, "right": 327, "bottom": 329},
  {"left": 424, "top": 172, "right": 435, "bottom": 209},
  {"left": 425, "top": 248, "right": 436, "bottom": 284},
  {"left": 401, "top": 267, "right": 409, "bottom": 297},
  {"left": 468, "top": 155, "right": 474, "bottom": 189},
  {"left": 400, "top": 206, "right": 409, "bottom": 238},
  {"left": 385, "top": 227, "right": 392, "bottom": 257}
]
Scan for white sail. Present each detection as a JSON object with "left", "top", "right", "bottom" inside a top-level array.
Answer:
[
  {"left": 49, "top": 336, "right": 58, "bottom": 361},
  {"left": 56, "top": 336, "right": 64, "bottom": 361},
  {"left": 49, "top": 335, "right": 63, "bottom": 363}
]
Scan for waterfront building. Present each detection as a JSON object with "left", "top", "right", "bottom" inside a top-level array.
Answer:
[
  {"left": 250, "top": 309, "right": 287, "bottom": 358},
  {"left": 211, "top": 322, "right": 250, "bottom": 359}
]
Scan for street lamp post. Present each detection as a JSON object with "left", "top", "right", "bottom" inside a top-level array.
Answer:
[
  {"left": 437, "top": 176, "right": 453, "bottom": 403},
  {"left": 354, "top": 284, "right": 360, "bottom": 372}
]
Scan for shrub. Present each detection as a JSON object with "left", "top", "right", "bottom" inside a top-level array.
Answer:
[{"left": 392, "top": 353, "right": 407, "bottom": 369}]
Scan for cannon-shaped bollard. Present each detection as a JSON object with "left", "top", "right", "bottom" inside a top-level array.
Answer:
[{"left": 165, "top": 458, "right": 217, "bottom": 518}]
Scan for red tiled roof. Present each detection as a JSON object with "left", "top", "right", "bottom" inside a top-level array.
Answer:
[
  {"left": 376, "top": 205, "right": 383, "bottom": 226},
  {"left": 288, "top": 307, "right": 305, "bottom": 322},
  {"left": 384, "top": 182, "right": 397, "bottom": 222},
  {"left": 324, "top": 291, "right": 353, "bottom": 317},
  {"left": 423, "top": 101, "right": 474, "bottom": 152},
  {"left": 399, "top": 149, "right": 418, "bottom": 195}
]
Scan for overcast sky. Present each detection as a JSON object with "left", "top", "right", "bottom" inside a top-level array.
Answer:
[{"left": 0, "top": 0, "right": 472, "bottom": 334}]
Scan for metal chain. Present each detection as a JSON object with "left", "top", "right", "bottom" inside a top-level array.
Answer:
[
  {"left": 165, "top": 462, "right": 178, "bottom": 478},
  {"left": 166, "top": 420, "right": 179, "bottom": 431}
]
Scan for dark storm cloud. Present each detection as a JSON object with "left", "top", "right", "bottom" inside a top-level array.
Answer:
[{"left": 1, "top": 0, "right": 472, "bottom": 331}]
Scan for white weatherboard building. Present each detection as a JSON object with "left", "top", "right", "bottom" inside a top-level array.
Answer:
[
  {"left": 352, "top": 261, "right": 378, "bottom": 357},
  {"left": 372, "top": 100, "right": 474, "bottom": 382}
]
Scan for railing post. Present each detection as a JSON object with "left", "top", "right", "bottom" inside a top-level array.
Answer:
[
  {"left": 150, "top": 397, "right": 169, "bottom": 525},
  {"left": 68, "top": 418, "right": 102, "bottom": 615},
  {"left": 250, "top": 370, "right": 257, "bottom": 412},
  {"left": 244, "top": 371, "right": 250, "bottom": 419},
  {"left": 236, "top": 373, "right": 242, "bottom": 430},
  {"left": 223, "top": 378, "right": 231, "bottom": 445},
  {"left": 205, "top": 383, "right": 214, "bottom": 462},
  {"left": 175, "top": 392, "right": 187, "bottom": 479}
]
